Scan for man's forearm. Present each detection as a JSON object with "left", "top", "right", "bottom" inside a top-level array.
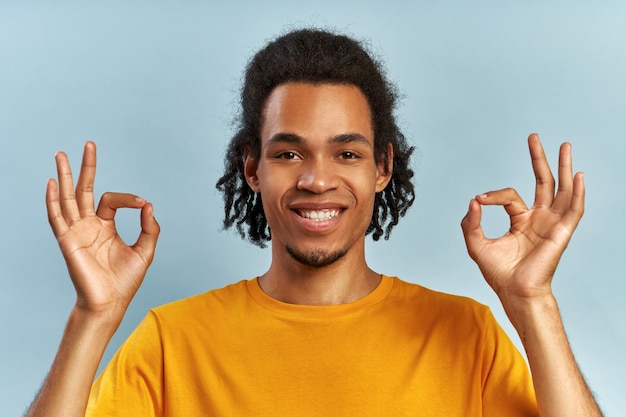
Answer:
[
  {"left": 504, "top": 294, "right": 602, "bottom": 417},
  {"left": 26, "top": 307, "right": 121, "bottom": 417}
]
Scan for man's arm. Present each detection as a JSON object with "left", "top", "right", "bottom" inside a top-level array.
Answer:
[
  {"left": 461, "top": 133, "right": 602, "bottom": 416},
  {"left": 26, "top": 142, "right": 160, "bottom": 417}
]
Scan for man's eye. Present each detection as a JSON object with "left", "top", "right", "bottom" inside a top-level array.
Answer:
[
  {"left": 340, "top": 151, "right": 358, "bottom": 159},
  {"left": 277, "top": 151, "right": 298, "bottom": 160}
]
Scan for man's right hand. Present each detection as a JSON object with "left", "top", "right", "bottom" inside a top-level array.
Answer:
[
  {"left": 27, "top": 142, "right": 160, "bottom": 417},
  {"left": 46, "top": 141, "right": 160, "bottom": 320}
]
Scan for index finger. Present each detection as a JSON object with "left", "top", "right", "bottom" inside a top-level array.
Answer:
[
  {"left": 75, "top": 141, "right": 97, "bottom": 217},
  {"left": 96, "top": 192, "right": 147, "bottom": 221},
  {"left": 528, "top": 133, "right": 556, "bottom": 208}
]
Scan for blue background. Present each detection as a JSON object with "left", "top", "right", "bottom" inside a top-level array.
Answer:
[{"left": 1, "top": 1, "right": 624, "bottom": 415}]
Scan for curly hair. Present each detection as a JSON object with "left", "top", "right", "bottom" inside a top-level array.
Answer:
[{"left": 216, "top": 28, "right": 415, "bottom": 247}]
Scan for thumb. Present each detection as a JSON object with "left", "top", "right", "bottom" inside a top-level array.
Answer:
[
  {"left": 461, "top": 198, "right": 486, "bottom": 260},
  {"left": 133, "top": 203, "right": 160, "bottom": 266}
]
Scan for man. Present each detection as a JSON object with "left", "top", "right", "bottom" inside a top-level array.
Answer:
[{"left": 27, "top": 29, "right": 602, "bottom": 416}]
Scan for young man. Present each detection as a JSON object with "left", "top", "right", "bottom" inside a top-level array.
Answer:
[{"left": 28, "top": 29, "right": 602, "bottom": 416}]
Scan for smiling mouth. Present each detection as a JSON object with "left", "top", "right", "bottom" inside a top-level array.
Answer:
[{"left": 295, "top": 209, "right": 342, "bottom": 221}]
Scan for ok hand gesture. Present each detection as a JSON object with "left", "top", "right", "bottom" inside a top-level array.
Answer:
[
  {"left": 46, "top": 142, "right": 160, "bottom": 318},
  {"left": 461, "top": 134, "right": 584, "bottom": 309}
]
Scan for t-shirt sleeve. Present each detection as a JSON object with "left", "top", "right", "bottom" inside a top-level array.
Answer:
[
  {"left": 480, "top": 309, "right": 539, "bottom": 417},
  {"left": 86, "top": 311, "right": 164, "bottom": 417}
]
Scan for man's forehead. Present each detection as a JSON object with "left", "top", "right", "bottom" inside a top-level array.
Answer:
[
  {"left": 264, "top": 81, "right": 368, "bottom": 105},
  {"left": 260, "top": 82, "right": 374, "bottom": 142}
]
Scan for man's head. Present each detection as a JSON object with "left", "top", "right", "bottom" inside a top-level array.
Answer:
[{"left": 216, "top": 28, "right": 415, "bottom": 247}]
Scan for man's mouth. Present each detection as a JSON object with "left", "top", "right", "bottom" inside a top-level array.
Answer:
[{"left": 295, "top": 209, "right": 341, "bottom": 221}]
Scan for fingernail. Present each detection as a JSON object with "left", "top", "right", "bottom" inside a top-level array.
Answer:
[
  {"left": 477, "top": 193, "right": 488, "bottom": 200},
  {"left": 135, "top": 197, "right": 146, "bottom": 203}
]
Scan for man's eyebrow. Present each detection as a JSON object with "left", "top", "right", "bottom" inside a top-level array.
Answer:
[
  {"left": 264, "top": 132, "right": 371, "bottom": 148},
  {"left": 264, "top": 133, "right": 304, "bottom": 149},
  {"left": 330, "top": 133, "right": 371, "bottom": 146}
]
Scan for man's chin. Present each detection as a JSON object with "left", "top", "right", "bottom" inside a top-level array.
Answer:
[{"left": 285, "top": 245, "right": 347, "bottom": 268}]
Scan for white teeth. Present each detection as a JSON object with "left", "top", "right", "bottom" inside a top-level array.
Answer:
[{"left": 299, "top": 209, "right": 340, "bottom": 221}]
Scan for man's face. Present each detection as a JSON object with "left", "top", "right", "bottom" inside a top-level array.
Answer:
[{"left": 245, "top": 82, "right": 392, "bottom": 268}]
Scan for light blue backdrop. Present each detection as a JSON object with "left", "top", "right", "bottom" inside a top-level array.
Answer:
[{"left": 1, "top": 1, "right": 624, "bottom": 415}]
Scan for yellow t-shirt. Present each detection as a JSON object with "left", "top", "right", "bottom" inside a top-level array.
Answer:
[{"left": 87, "top": 276, "right": 538, "bottom": 416}]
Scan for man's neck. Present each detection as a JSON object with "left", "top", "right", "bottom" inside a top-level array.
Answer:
[{"left": 258, "top": 247, "right": 380, "bottom": 306}]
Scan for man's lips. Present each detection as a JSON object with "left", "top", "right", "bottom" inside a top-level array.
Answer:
[
  {"left": 288, "top": 202, "right": 347, "bottom": 229},
  {"left": 294, "top": 208, "right": 342, "bottom": 221}
]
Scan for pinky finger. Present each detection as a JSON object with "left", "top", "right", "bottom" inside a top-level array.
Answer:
[{"left": 46, "top": 178, "right": 69, "bottom": 237}]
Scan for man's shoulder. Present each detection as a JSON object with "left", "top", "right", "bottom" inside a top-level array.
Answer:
[
  {"left": 388, "top": 276, "right": 492, "bottom": 321},
  {"left": 149, "top": 278, "right": 253, "bottom": 318}
]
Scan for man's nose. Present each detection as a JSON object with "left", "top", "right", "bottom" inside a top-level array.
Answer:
[{"left": 296, "top": 159, "right": 340, "bottom": 193}]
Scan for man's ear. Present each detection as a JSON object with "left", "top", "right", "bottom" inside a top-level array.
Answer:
[
  {"left": 244, "top": 147, "right": 261, "bottom": 192},
  {"left": 375, "top": 142, "right": 394, "bottom": 192}
]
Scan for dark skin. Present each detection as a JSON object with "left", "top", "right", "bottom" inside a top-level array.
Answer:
[
  {"left": 463, "top": 137, "right": 585, "bottom": 306},
  {"left": 26, "top": 82, "right": 601, "bottom": 416},
  {"left": 461, "top": 136, "right": 599, "bottom": 416},
  {"left": 244, "top": 83, "right": 391, "bottom": 305},
  {"left": 26, "top": 143, "right": 159, "bottom": 417},
  {"left": 47, "top": 144, "right": 160, "bottom": 317}
]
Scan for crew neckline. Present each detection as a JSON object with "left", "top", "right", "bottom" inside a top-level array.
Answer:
[{"left": 245, "top": 275, "right": 396, "bottom": 319}]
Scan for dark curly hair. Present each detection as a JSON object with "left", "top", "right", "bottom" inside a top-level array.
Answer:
[{"left": 216, "top": 28, "right": 415, "bottom": 247}]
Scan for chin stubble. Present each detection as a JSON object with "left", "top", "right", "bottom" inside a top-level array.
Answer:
[{"left": 285, "top": 245, "right": 347, "bottom": 268}]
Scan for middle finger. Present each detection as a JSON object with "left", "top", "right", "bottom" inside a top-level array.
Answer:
[
  {"left": 528, "top": 133, "right": 556, "bottom": 208},
  {"left": 55, "top": 151, "right": 81, "bottom": 224}
]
